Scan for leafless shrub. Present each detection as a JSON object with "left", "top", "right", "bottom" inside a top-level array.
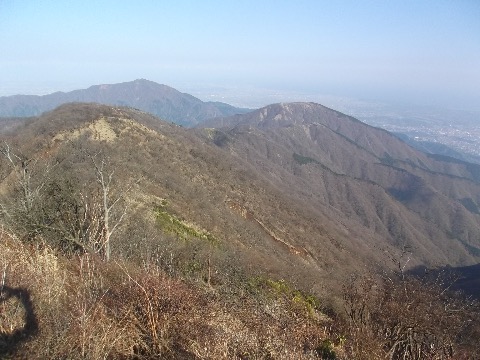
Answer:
[
  {"left": 1, "top": 225, "right": 347, "bottom": 359},
  {"left": 341, "top": 270, "right": 480, "bottom": 359},
  {"left": 0, "top": 143, "right": 131, "bottom": 261}
]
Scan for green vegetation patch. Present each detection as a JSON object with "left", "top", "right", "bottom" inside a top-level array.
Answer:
[
  {"left": 154, "top": 202, "right": 217, "bottom": 244},
  {"left": 315, "top": 339, "right": 338, "bottom": 359},
  {"left": 248, "top": 276, "right": 322, "bottom": 316},
  {"left": 293, "top": 152, "right": 320, "bottom": 165}
]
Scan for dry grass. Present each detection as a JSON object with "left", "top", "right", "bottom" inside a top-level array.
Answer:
[
  {"left": 0, "top": 229, "right": 335, "bottom": 359},
  {"left": 2, "top": 229, "right": 479, "bottom": 360},
  {"left": 0, "top": 230, "right": 136, "bottom": 359},
  {"left": 3, "top": 224, "right": 477, "bottom": 359}
]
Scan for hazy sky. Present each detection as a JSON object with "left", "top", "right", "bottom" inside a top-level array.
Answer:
[{"left": 1, "top": 0, "right": 479, "bottom": 110}]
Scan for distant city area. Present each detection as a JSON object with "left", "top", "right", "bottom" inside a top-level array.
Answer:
[
  {"left": 368, "top": 119, "right": 480, "bottom": 159},
  {"left": 341, "top": 103, "right": 480, "bottom": 163}
]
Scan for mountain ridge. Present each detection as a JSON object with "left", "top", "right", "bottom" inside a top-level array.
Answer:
[
  {"left": 0, "top": 79, "right": 251, "bottom": 126},
  {"left": 2, "top": 102, "right": 479, "bottom": 292},
  {"left": 197, "top": 102, "right": 480, "bottom": 268},
  {"left": 2, "top": 101, "right": 479, "bottom": 358}
]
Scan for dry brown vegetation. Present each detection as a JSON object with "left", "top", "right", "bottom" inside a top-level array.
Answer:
[
  {"left": 0, "top": 230, "right": 338, "bottom": 359},
  {"left": 1, "top": 103, "right": 480, "bottom": 358},
  {"left": 340, "top": 271, "right": 480, "bottom": 359},
  {"left": 2, "top": 228, "right": 479, "bottom": 359}
]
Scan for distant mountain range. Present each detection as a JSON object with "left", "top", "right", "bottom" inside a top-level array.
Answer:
[
  {"left": 0, "top": 79, "right": 251, "bottom": 126},
  {"left": 2, "top": 101, "right": 479, "bottom": 297},
  {"left": 2, "top": 79, "right": 478, "bottom": 167}
]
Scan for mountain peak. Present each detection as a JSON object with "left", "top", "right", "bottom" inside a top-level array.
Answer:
[
  {"left": 196, "top": 101, "right": 353, "bottom": 130},
  {"left": 0, "top": 80, "right": 251, "bottom": 125},
  {"left": 214, "top": 102, "right": 346, "bottom": 129},
  {"left": 90, "top": 79, "right": 175, "bottom": 94}
]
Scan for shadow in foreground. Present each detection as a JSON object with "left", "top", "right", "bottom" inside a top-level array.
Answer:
[{"left": 0, "top": 286, "right": 38, "bottom": 357}]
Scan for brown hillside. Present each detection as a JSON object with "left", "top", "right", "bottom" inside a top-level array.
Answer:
[
  {"left": 198, "top": 102, "right": 480, "bottom": 270},
  {"left": 2, "top": 102, "right": 480, "bottom": 358},
  {"left": 1, "top": 102, "right": 479, "bottom": 295}
]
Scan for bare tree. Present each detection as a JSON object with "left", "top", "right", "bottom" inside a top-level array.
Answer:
[
  {"left": 0, "top": 142, "right": 51, "bottom": 239},
  {"left": 88, "top": 153, "right": 127, "bottom": 261},
  {"left": 0, "top": 143, "right": 129, "bottom": 261},
  {"left": 342, "top": 268, "right": 479, "bottom": 359}
]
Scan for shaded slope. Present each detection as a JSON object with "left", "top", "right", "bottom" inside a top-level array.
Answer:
[{"left": 409, "top": 263, "right": 480, "bottom": 299}]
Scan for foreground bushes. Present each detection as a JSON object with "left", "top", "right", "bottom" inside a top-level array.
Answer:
[
  {"left": 2, "top": 228, "right": 479, "bottom": 359},
  {"left": 339, "top": 271, "right": 480, "bottom": 359},
  {"left": 1, "top": 231, "right": 334, "bottom": 359}
]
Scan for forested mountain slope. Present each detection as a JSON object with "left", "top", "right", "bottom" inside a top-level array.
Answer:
[
  {"left": 198, "top": 102, "right": 480, "bottom": 269},
  {"left": 1, "top": 102, "right": 479, "bottom": 358}
]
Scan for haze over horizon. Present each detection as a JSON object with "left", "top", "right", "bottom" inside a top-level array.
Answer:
[{"left": 1, "top": 0, "right": 479, "bottom": 111}]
